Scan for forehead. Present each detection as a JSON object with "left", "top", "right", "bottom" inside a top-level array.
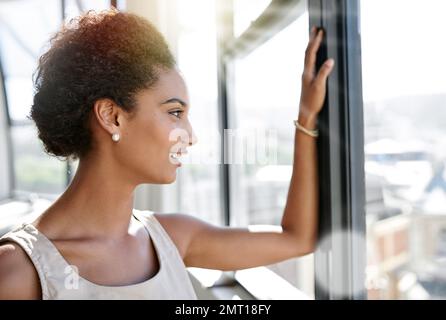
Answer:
[
  {"left": 151, "top": 68, "right": 189, "bottom": 101},
  {"left": 131, "top": 68, "right": 189, "bottom": 111}
]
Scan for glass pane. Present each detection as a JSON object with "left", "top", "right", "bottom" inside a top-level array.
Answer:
[
  {"left": 361, "top": 0, "right": 446, "bottom": 299},
  {"left": 68, "top": 159, "right": 80, "bottom": 183},
  {"left": 176, "top": 0, "right": 222, "bottom": 225},
  {"left": 11, "top": 125, "right": 66, "bottom": 195},
  {"left": 231, "top": 12, "right": 314, "bottom": 297},
  {"left": 0, "top": 0, "right": 62, "bottom": 122},
  {"left": 116, "top": 0, "right": 127, "bottom": 11},
  {"left": 0, "top": 0, "right": 67, "bottom": 196},
  {"left": 233, "top": 0, "right": 272, "bottom": 37},
  {"left": 64, "top": 0, "right": 111, "bottom": 22},
  {"left": 4, "top": 78, "right": 34, "bottom": 123}
]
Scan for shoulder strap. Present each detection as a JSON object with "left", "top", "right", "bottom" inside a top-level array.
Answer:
[
  {"left": 0, "top": 224, "right": 55, "bottom": 299},
  {"left": 132, "top": 209, "right": 198, "bottom": 299},
  {"left": 132, "top": 209, "right": 180, "bottom": 257}
]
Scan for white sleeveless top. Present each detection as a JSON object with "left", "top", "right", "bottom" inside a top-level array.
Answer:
[{"left": 0, "top": 209, "right": 197, "bottom": 300}]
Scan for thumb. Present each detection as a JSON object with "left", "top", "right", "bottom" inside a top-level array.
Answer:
[{"left": 315, "top": 59, "right": 335, "bottom": 86}]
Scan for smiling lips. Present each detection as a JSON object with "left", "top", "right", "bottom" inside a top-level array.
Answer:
[
  {"left": 169, "top": 152, "right": 181, "bottom": 161},
  {"left": 169, "top": 149, "right": 188, "bottom": 163}
]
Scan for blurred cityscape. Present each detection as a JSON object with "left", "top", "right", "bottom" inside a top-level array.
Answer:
[
  {"left": 364, "top": 94, "right": 446, "bottom": 299},
  {"left": 235, "top": 93, "right": 446, "bottom": 299}
]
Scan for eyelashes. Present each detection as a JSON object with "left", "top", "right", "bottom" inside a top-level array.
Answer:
[{"left": 169, "top": 110, "right": 184, "bottom": 118}]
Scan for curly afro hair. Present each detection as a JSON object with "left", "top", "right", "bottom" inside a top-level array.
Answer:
[{"left": 30, "top": 9, "right": 176, "bottom": 160}]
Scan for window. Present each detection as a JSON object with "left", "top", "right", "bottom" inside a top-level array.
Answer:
[
  {"left": 308, "top": 0, "right": 366, "bottom": 300},
  {"left": 0, "top": 0, "right": 62, "bottom": 123},
  {"left": 231, "top": 15, "right": 308, "bottom": 226},
  {"left": 11, "top": 126, "right": 67, "bottom": 195},
  {"left": 223, "top": 0, "right": 315, "bottom": 298},
  {"left": 0, "top": 0, "right": 67, "bottom": 197},
  {"left": 0, "top": 0, "right": 113, "bottom": 198},
  {"left": 175, "top": 0, "right": 223, "bottom": 225},
  {"left": 361, "top": 0, "right": 446, "bottom": 299},
  {"left": 233, "top": 0, "right": 272, "bottom": 37},
  {"left": 64, "top": 0, "right": 111, "bottom": 22},
  {"left": 0, "top": 60, "right": 11, "bottom": 200}
]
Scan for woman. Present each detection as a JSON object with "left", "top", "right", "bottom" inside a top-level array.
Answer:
[{"left": 0, "top": 9, "right": 334, "bottom": 299}]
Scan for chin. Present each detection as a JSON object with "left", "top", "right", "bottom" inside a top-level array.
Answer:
[
  {"left": 165, "top": 174, "right": 177, "bottom": 184},
  {"left": 139, "top": 162, "right": 179, "bottom": 184},
  {"left": 153, "top": 171, "right": 178, "bottom": 184}
]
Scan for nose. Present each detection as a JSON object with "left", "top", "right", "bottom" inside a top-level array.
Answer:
[
  {"left": 188, "top": 132, "right": 198, "bottom": 146},
  {"left": 186, "top": 120, "right": 198, "bottom": 146}
]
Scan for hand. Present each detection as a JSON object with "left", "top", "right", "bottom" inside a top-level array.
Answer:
[{"left": 299, "top": 27, "right": 335, "bottom": 124}]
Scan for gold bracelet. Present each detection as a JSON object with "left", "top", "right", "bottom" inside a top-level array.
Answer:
[{"left": 293, "top": 120, "right": 319, "bottom": 138}]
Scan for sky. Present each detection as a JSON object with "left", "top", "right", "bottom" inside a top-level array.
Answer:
[{"left": 360, "top": 0, "right": 446, "bottom": 102}]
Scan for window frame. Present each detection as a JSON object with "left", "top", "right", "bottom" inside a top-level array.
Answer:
[
  {"left": 309, "top": 0, "right": 366, "bottom": 300},
  {"left": 216, "top": 0, "right": 233, "bottom": 226},
  {"left": 0, "top": 0, "right": 118, "bottom": 201},
  {"left": 216, "top": 0, "right": 307, "bottom": 226},
  {"left": 0, "top": 52, "right": 14, "bottom": 200},
  {"left": 217, "top": 0, "right": 314, "bottom": 298},
  {"left": 216, "top": 0, "right": 367, "bottom": 300},
  {"left": 218, "top": 0, "right": 309, "bottom": 224}
]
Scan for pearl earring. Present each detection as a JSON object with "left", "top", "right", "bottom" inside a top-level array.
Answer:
[{"left": 112, "top": 133, "right": 120, "bottom": 142}]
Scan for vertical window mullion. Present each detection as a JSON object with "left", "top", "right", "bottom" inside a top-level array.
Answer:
[
  {"left": 0, "top": 54, "right": 14, "bottom": 199},
  {"left": 309, "top": 0, "right": 332, "bottom": 300},
  {"left": 216, "top": 0, "right": 234, "bottom": 226},
  {"left": 311, "top": 0, "right": 366, "bottom": 300},
  {"left": 345, "top": 0, "right": 366, "bottom": 301}
]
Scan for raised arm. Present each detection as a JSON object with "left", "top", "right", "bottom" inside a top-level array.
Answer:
[
  {"left": 281, "top": 26, "right": 334, "bottom": 254},
  {"left": 158, "top": 27, "right": 335, "bottom": 271}
]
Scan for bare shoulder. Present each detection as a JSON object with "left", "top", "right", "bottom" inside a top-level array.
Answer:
[
  {"left": 153, "top": 213, "right": 211, "bottom": 260},
  {"left": 0, "top": 241, "right": 41, "bottom": 299}
]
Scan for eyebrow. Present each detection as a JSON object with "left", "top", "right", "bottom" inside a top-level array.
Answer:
[{"left": 161, "top": 98, "right": 188, "bottom": 107}]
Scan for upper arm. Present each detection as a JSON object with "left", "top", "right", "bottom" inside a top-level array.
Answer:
[
  {"left": 154, "top": 214, "right": 314, "bottom": 271},
  {"left": 0, "top": 242, "right": 41, "bottom": 299}
]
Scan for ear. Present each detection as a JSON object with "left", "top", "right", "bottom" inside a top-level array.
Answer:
[{"left": 92, "top": 98, "right": 123, "bottom": 135}]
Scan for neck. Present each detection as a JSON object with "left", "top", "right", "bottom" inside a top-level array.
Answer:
[{"left": 41, "top": 153, "right": 138, "bottom": 240}]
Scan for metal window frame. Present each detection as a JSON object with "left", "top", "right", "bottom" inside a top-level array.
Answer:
[
  {"left": 3, "top": 0, "right": 118, "bottom": 195},
  {"left": 216, "top": 0, "right": 309, "bottom": 227},
  {"left": 224, "top": 0, "right": 308, "bottom": 60},
  {"left": 216, "top": 0, "right": 367, "bottom": 300},
  {"left": 216, "top": 0, "right": 234, "bottom": 226},
  {"left": 309, "top": 0, "right": 366, "bottom": 300},
  {"left": 0, "top": 0, "right": 77, "bottom": 201},
  {"left": 0, "top": 49, "right": 14, "bottom": 200}
]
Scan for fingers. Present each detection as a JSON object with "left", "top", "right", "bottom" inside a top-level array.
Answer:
[
  {"left": 303, "top": 27, "right": 325, "bottom": 79},
  {"left": 309, "top": 26, "right": 317, "bottom": 42},
  {"left": 315, "top": 58, "right": 335, "bottom": 87}
]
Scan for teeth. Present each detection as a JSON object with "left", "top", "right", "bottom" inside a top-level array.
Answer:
[{"left": 170, "top": 149, "right": 187, "bottom": 162}]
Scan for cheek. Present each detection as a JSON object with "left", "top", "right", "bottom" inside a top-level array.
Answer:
[
  {"left": 123, "top": 122, "right": 180, "bottom": 183},
  {"left": 130, "top": 118, "right": 175, "bottom": 161}
]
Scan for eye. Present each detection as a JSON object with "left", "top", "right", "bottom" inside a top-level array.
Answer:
[{"left": 169, "top": 110, "right": 184, "bottom": 119}]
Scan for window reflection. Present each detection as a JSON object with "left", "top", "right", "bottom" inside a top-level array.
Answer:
[
  {"left": 176, "top": 0, "right": 222, "bottom": 225},
  {"left": 11, "top": 125, "right": 66, "bottom": 195},
  {"left": 362, "top": 0, "right": 446, "bottom": 299},
  {"left": 0, "top": 0, "right": 62, "bottom": 123},
  {"left": 231, "top": 12, "right": 315, "bottom": 298},
  {"left": 0, "top": 0, "right": 111, "bottom": 197}
]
